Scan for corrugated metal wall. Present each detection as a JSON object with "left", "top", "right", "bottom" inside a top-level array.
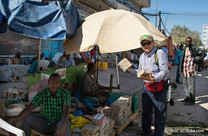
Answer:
[{"left": 41, "top": 39, "right": 64, "bottom": 59}]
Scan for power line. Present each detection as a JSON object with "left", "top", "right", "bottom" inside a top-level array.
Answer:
[
  {"left": 141, "top": 11, "right": 208, "bottom": 35},
  {"left": 160, "top": 17, "right": 171, "bottom": 35},
  {"left": 141, "top": 11, "right": 170, "bottom": 35},
  {"left": 161, "top": 12, "right": 208, "bottom": 16},
  {"left": 141, "top": 11, "right": 158, "bottom": 16},
  {"left": 141, "top": 11, "right": 208, "bottom": 16}
]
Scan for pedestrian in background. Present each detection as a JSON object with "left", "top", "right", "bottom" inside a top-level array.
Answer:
[
  {"left": 127, "top": 35, "right": 169, "bottom": 136},
  {"left": 12, "top": 52, "right": 24, "bottom": 64},
  {"left": 161, "top": 46, "right": 168, "bottom": 57},
  {"left": 162, "top": 45, "right": 172, "bottom": 70},
  {"left": 127, "top": 50, "right": 133, "bottom": 62},
  {"left": 31, "top": 53, "right": 49, "bottom": 72},
  {"left": 180, "top": 37, "right": 206, "bottom": 105},
  {"left": 58, "top": 53, "right": 75, "bottom": 67},
  {"left": 175, "top": 44, "right": 183, "bottom": 84}
]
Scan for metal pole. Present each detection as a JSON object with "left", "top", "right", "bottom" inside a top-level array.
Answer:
[
  {"left": 155, "top": 0, "right": 158, "bottom": 27},
  {"left": 96, "top": 46, "right": 99, "bottom": 80},
  {"left": 158, "top": 11, "right": 161, "bottom": 31},
  {"left": 115, "top": 54, "right": 120, "bottom": 89},
  {"left": 37, "top": 39, "right": 41, "bottom": 73},
  {"left": 110, "top": 74, "right": 113, "bottom": 88}
]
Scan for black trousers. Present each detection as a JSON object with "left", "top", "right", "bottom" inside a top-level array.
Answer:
[{"left": 142, "top": 85, "right": 167, "bottom": 136}]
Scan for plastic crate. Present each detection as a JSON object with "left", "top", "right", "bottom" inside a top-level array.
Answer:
[{"left": 109, "top": 93, "right": 139, "bottom": 112}]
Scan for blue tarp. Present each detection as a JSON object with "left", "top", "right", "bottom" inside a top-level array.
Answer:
[
  {"left": 0, "top": 11, "right": 7, "bottom": 33},
  {"left": 0, "top": 0, "right": 81, "bottom": 39},
  {"left": 0, "top": 12, "right": 5, "bottom": 23}
]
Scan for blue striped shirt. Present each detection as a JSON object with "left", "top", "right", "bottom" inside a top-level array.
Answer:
[{"left": 131, "top": 47, "right": 169, "bottom": 83}]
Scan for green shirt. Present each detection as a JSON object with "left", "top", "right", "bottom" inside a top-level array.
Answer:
[{"left": 32, "top": 88, "right": 70, "bottom": 125}]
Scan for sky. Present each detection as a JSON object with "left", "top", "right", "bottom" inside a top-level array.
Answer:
[{"left": 142, "top": 0, "right": 208, "bottom": 37}]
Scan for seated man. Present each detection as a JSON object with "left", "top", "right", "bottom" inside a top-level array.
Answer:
[
  {"left": 58, "top": 53, "right": 75, "bottom": 67},
  {"left": 32, "top": 53, "right": 50, "bottom": 72},
  {"left": 73, "top": 53, "right": 83, "bottom": 65},
  {"left": 12, "top": 73, "right": 71, "bottom": 136},
  {"left": 11, "top": 52, "right": 24, "bottom": 64},
  {"left": 81, "top": 62, "right": 115, "bottom": 105}
]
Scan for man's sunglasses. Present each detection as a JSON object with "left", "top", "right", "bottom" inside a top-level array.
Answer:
[{"left": 141, "top": 41, "right": 152, "bottom": 46}]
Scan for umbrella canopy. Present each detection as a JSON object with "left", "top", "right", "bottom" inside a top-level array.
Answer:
[
  {"left": 64, "top": 9, "right": 167, "bottom": 54},
  {"left": 0, "top": 0, "right": 81, "bottom": 39}
]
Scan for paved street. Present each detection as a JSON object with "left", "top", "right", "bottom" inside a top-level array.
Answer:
[
  {"left": 0, "top": 65, "right": 207, "bottom": 135},
  {"left": 98, "top": 65, "right": 208, "bottom": 135},
  {"left": 167, "top": 69, "right": 208, "bottom": 126}
]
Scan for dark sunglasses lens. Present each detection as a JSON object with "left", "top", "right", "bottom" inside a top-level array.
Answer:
[
  {"left": 147, "top": 41, "right": 152, "bottom": 45},
  {"left": 141, "top": 43, "right": 146, "bottom": 46},
  {"left": 141, "top": 41, "right": 152, "bottom": 46}
]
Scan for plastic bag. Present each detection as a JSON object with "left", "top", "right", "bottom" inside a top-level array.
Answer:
[{"left": 69, "top": 114, "right": 90, "bottom": 132}]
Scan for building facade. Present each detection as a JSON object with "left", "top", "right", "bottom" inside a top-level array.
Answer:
[
  {"left": 74, "top": 0, "right": 151, "bottom": 19},
  {"left": 0, "top": 0, "right": 151, "bottom": 62},
  {"left": 202, "top": 24, "right": 208, "bottom": 49}
]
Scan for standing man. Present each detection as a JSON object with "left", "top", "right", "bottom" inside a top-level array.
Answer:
[
  {"left": 180, "top": 37, "right": 206, "bottom": 105},
  {"left": 128, "top": 35, "right": 169, "bottom": 136},
  {"left": 12, "top": 73, "right": 71, "bottom": 136},
  {"left": 175, "top": 44, "right": 183, "bottom": 84}
]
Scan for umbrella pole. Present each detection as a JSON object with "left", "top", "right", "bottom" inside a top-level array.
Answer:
[
  {"left": 115, "top": 54, "right": 120, "bottom": 89},
  {"left": 37, "top": 39, "right": 41, "bottom": 73},
  {"left": 96, "top": 46, "right": 100, "bottom": 80}
]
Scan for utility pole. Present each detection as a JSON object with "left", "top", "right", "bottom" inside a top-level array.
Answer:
[
  {"left": 155, "top": 0, "right": 158, "bottom": 27},
  {"left": 158, "top": 11, "right": 161, "bottom": 31}
]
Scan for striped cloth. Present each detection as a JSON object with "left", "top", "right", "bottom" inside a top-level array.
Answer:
[{"left": 182, "top": 47, "right": 196, "bottom": 77}]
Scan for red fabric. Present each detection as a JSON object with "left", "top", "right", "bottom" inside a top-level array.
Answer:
[
  {"left": 144, "top": 80, "right": 166, "bottom": 93},
  {"left": 31, "top": 56, "right": 37, "bottom": 63},
  {"left": 90, "top": 49, "right": 96, "bottom": 58},
  {"left": 81, "top": 52, "right": 93, "bottom": 63},
  {"left": 167, "top": 36, "right": 175, "bottom": 57}
]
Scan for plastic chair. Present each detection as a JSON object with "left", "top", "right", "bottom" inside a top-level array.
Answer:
[{"left": 0, "top": 118, "right": 25, "bottom": 136}]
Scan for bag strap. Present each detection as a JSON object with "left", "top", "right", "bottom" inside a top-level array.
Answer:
[{"left": 154, "top": 48, "right": 159, "bottom": 67}]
